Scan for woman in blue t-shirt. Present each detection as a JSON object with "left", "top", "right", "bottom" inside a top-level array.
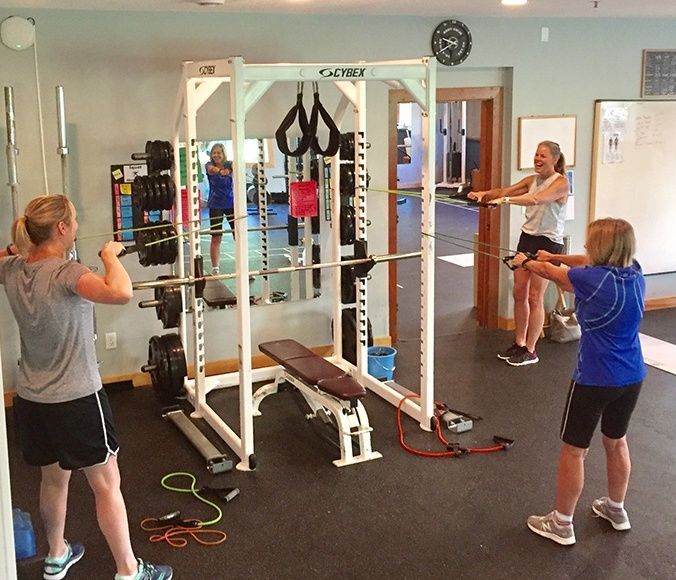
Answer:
[
  {"left": 205, "top": 143, "right": 234, "bottom": 274},
  {"left": 512, "top": 218, "right": 646, "bottom": 546}
]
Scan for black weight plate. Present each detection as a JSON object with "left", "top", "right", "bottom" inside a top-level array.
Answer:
[
  {"left": 157, "top": 176, "right": 169, "bottom": 210},
  {"left": 161, "top": 142, "right": 174, "bottom": 171},
  {"left": 160, "top": 286, "right": 182, "bottom": 329},
  {"left": 147, "top": 335, "right": 163, "bottom": 392},
  {"left": 147, "top": 141, "right": 160, "bottom": 173},
  {"left": 132, "top": 176, "right": 144, "bottom": 210},
  {"left": 157, "top": 224, "right": 169, "bottom": 265},
  {"left": 340, "top": 205, "right": 355, "bottom": 245},
  {"left": 162, "top": 333, "right": 186, "bottom": 397},
  {"left": 166, "top": 230, "right": 178, "bottom": 264},
  {"left": 137, "top": 230, "right": 149, "bottom": 267},
  {"left": 151, "top": 176, "right": 161, "bottom": 211},
  {"left": 147, "top": 226, "right": 158, "bottom": 266},
  {"left": 340, "top": 164, "right": 355, "bottom": 196},
  {"left": 163, "top": 175, "right": 176, "bottom": 209},
  {"left": 340, "top": 133, "right": 355, "bottom": 160},
  {"left": 152, "top": 222, "right": 164, "bottom": 266},
  {"left": 138, "top": 176, "right": 152, "bottom": 212}
]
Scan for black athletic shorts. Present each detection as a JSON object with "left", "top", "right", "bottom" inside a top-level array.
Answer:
[
  {"left": 560, "top": 381, "right": 642, "bottom": 449},
  {"left": 517, "top": 231, "right": 564, "bottom": 257},
  {"left": 209, "top": 208, "right": 235, "bottom": 236},
  {"left": 13, "top": 389, "right": 119, "bottom": 470}
]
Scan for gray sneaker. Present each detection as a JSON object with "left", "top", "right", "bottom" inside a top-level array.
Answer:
[
  {"left": 507, "top": 349, "right": 539, "bottom": 366},
  {"left": 592, "top": 497, "right": 631, "bottom": 530},
  {"left": 497, "top": 343, "right": 526, "bottom": 360},
  {"left": 527, "top": 511, "right": 576, "bottom": 545}
]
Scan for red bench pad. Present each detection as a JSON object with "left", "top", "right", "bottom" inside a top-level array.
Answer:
[{"left": 259, "top": 339, "right": 366, "bottom": 401}]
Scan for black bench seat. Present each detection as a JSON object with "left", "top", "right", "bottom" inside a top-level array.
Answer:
[{"left": 259, "top": 339, "right": 366, "bottom": 401}]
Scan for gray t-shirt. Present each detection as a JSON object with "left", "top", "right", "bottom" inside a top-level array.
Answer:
[
  {"left": 521, "top": 173, "right": 569, "bottom": 244},
  {"left": 0, "top": 256, "right": 101, "bottom": 403}
]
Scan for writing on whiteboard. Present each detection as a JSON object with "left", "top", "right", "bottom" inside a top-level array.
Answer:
[{"left": 635, "top": 113, "right": 665, "bottom": 146}]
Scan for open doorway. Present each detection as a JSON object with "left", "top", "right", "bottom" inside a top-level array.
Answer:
[{"left": 387, "top": 87, "right": 503, "bottom": 342}]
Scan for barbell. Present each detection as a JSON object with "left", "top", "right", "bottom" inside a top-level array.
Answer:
[{"left": 131, "top": 242, "right": 421, "bottom": 293}]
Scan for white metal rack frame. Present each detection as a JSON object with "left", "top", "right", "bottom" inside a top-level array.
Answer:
[{"left": 173, "top": 57, "right": 437, "bottom": 471}]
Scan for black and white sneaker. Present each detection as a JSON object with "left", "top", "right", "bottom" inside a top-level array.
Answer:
[
  {"left": 497, "top": 343, "right": 526, "bottom": 361},
  {"left": 507, "top": 349, "right": 539, "bottom": 366}
]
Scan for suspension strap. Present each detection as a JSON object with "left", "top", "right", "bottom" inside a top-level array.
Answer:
[
  {"left": 310, "top": 83, "right": 341, "bottom": 157},
  {"left": 275, "top": 83, "right": 314, "bottom": 157}
]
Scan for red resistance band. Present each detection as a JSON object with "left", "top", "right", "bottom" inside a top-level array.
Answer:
[{"left": 396, "top": 394, "right": 514, "bottom": 458}]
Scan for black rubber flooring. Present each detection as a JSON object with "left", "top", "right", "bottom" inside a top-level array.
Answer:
[{"left": 7, "top": 200, "right": 676, "bottom": 579}]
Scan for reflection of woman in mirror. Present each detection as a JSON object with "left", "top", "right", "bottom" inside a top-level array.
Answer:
[
  {"left": 205, "top": 143, "right": 234, "bottom": 274},
  {"left": 469, "top": 141, "right": 569, "bottom": 366}
]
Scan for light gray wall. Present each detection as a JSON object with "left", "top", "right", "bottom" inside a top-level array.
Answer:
[{"left": 1, "top": 10, "right": 675, "bottom": 387}]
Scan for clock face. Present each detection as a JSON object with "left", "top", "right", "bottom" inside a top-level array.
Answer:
[{"left": 431, "top": 20, "right": 472, "bottom": 66}]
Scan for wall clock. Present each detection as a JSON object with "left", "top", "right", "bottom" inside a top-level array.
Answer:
[{"left": 431, "top": 20, "right": 472, "bottom": 66}]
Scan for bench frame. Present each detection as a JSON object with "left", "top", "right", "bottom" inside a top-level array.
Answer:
[{"left": 253, "top": 370, "right": 382, "bottom": 467}]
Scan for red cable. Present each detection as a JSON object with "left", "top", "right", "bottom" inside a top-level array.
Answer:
[{"left": 396, "top": 394, "right": 509, "bottom": 457}]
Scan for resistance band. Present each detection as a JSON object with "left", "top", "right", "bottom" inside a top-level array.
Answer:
[
  {"left": 397, "top": 394, "right": 514, "bottom": 458},
  {"left": 139, "top": 472, "right": 234, "bottom": 548}
]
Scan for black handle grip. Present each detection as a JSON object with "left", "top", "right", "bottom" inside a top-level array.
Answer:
[{"left": 98, "top": 245, "right": 139, "bottom": 258}]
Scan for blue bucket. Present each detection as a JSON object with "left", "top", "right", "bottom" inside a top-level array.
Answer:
[{"left": 367, "top": 346, "right": 397, "bottom": 381}]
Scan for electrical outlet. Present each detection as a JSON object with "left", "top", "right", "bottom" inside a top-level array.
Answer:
[{"left": 105, "top": 332, "right": 117, "bottom": 350}]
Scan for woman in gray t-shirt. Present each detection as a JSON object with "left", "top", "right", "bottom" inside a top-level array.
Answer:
[
  {"left": 0, "top": 194, "right": 172, "bottom": 580},
  {"left": 469, "top": 141, "right": 570, "bottom": 367}
]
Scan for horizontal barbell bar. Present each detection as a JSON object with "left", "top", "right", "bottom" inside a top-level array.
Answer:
[{"left": 132, "top": 250, "right": 421, "bottom": 291}]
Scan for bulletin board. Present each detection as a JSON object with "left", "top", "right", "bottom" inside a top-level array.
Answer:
[
  {"left": 641, "top": 50, "right": 676, "bottom": 98},
  {"left": 110, "top": 163, "right": 158, "bottom": 242},
  {"left": 590, "top": 100, "right": 676, "bottom": 275},
  {"left": 518, "top": 115, "right": 576, "bottom": 170}
]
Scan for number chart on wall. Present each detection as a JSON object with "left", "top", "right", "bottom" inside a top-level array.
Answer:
[{"left": 590, "top": 100, "right": 676, "bottom": 275}]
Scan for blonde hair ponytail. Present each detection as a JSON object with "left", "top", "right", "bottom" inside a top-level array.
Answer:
[
  {"left": 11, "top": 216, "right": 33, "bottom": 256},
  {"left": 11, "top": 194, "right": 74, "bottom": 255}
]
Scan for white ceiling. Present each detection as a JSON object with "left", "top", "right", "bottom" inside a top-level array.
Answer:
[{"left": 0, "top": 0, "right": 675, "bottom": 18}]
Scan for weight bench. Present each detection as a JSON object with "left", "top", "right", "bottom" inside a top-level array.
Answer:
[
  {"left": 203, "top": 279, "right": 259, "bottom": 308},
  {"left": 253, "top": 339, "right": 382, "bottom": 467},
  {"left": 203, "top": 279, "right": 237, "bottom": 308}
]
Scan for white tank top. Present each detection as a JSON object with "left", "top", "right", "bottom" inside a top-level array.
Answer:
[{"left": 521, "top": 173, "right": 569, "bottom": 244}]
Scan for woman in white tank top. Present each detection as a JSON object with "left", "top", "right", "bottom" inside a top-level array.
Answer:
[{"left": 469, "top": 141, "right": 570, "bottom": 366}]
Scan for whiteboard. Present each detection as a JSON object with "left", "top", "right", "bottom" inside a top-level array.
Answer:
[
  {"left": 518, "top": 115, "right": 576, "bottom": 169},
  {"left": 590, "top": 100, "right": 676, "bottom": 275}
]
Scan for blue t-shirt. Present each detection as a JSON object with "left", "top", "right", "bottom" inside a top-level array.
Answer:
[
  {"left": 568, "top": 262, "right": 646, "bottom": 387},
  {"left": 206, "top": 162, "right": 233, "bottom": 209}
]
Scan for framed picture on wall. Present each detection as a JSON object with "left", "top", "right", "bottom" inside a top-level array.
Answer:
[{"left": 518, "top": 115, "right": 576, "bottom": 170}]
